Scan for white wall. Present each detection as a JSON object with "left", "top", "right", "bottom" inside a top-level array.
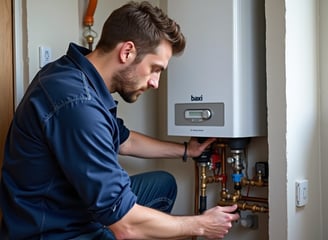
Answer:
[
  {"left": 266, "top": 0, "right": 322, "bottom": 239},
  {"left": 14, "top": 0, "right": 80, "bottom": 106},
  {"left": 285, "top": 0, "right": 321, "bottom": 239},
  {"left": 25, "top": 0, "right": 80, "bottom": 81}
]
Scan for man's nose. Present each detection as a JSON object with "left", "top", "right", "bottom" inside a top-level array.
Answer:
[{"left": 148, "top": 76, "right": 160, "bottom": 89}]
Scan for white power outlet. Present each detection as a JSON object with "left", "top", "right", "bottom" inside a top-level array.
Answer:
[
  {"left": 39, "top": 46, "right": 52, "bottom": 68},
  {"left": 296, "top": 179, "right": 308, "bottom": 207}
]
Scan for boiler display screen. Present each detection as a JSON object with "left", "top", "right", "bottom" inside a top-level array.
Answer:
[{"left": 184, "top": 109, "right": 212, "bottom": 120}]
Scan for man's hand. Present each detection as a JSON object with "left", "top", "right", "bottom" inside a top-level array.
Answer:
[
  {"left": 199, "top": 205, "right": 240, "bottom": 239},
  {"left": 187, "top": 137, "right": 216, "bottom": 158}
]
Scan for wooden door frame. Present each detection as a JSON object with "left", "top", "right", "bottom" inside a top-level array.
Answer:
[
  {"left": 0, "top": 0, "right": 14, "bottom": 219},
  {"left": 0, "top": 0, "right": 14, "bottom": 167}
]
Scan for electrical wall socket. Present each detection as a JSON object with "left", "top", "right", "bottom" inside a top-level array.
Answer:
[
  {"left": 39, "top": 46, "right": 52, "bottom": 68},
  {"left": 296, "top": 179, "right": 308, "bottom": 207}
]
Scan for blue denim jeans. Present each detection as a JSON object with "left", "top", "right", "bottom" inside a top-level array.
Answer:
[
  {"left": 130, "top": 170, "right": 177, "bottom": 213},
  {"left": 72, "top": 170, "right": 177, "bottom": 239}
]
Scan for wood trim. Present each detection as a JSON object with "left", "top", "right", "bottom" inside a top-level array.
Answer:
[{"left": 0, "top": 0, "right": 14, "bottom": 172}]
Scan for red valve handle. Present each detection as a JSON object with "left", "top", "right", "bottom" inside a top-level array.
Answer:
[{"left": 84, "top": 0, "right": 98, "bottom": 27}]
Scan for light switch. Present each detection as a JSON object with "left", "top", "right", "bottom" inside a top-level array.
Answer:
[{"left": 296, "top": 179, "right": 308, "bottom": 207}]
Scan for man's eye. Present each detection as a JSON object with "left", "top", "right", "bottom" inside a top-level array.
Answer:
[{"left": 152, "top": 66, "right": 164, "bottom": 73}]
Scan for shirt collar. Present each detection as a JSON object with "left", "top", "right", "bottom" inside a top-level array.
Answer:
[{"left": 66, "top": 42, "right": 117, "bottom": 110}]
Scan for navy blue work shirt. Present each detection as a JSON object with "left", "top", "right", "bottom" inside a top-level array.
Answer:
[{"left": 0, "top": 43, "right": 137, "bottom": 239}]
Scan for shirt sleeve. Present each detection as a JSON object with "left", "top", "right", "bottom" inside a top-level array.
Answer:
[{"left": 116, "top": 117, "right": 130, "bottom": 144}]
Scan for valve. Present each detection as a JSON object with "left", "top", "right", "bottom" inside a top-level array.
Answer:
[{"left": 83, "top": 0, "right": 98, "bottom": 50}]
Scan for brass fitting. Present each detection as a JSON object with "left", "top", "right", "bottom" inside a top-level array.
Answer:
[
  {"left": 220, "top": 190, "right": 241, "bottom": 203},
  {"left": 218, "top": 200, "right": 269, "bottom": 213},
  {"left": 237, "top": 202, "right": 269, "bottom": 213},
  {"left": 206, "top": 175, "right": 223, "bottom": 184},
  {"left": 200, "top": 164, "right": 207, "bottom": 197},
  {"left": 241, "top": 177, "right": 264, "bottom": 187},
  {"left": 220, "top": 189, "right": 228, "bottom": 200},
  {"left": 232, "top": 190, "right": 242, "bottom": 202}
]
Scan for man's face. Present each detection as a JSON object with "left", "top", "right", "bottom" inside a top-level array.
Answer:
[{"left": 113, "top": 40, "right": 172, "bottom": 103}]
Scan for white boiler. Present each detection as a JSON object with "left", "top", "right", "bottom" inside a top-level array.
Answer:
[{"left": 167, "top": 0, "right": 266, "bottom": 138}]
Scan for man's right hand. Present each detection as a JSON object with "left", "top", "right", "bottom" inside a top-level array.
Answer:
[{"left": 198, "top": 205, "right": 240, "bottom": 239}]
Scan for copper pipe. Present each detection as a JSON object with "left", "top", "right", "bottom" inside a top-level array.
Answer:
[
  {"left": 218, "top": 143, "right": 227, "bottom": 189},
  {"left": 240, "top": 195, "right": 268, "bottom": 204},
  {"left": 215, "top": 142, "right": 228, "bottom": 201},
  {"left": 84, "top": 0, "right": 98, "bottom": 27}
]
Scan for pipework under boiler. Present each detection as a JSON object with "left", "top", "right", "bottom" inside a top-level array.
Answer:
[{"left": 193, "top": 138, "right": 269, "bottom": 216}]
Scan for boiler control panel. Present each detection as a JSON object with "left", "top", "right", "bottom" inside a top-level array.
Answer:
[{"left": 175, "top": 103, "right": 224, "bottom": 126}]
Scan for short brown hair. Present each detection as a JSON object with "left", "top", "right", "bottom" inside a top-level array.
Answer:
[{"left": 96, "top": 1, "right": 186, "bottom": 62}]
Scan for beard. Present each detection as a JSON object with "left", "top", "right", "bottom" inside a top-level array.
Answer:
[{"left": 112, "top": 64, "right": 142, "bottom": 103}]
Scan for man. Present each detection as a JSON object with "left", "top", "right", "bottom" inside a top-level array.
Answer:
[{"left": 0, "top": 1, "right": 239, "bottom": 239}]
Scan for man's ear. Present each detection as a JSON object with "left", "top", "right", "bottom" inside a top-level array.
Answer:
[{"left": 119, "top": 41, "right": 136, "bottom": 63}]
